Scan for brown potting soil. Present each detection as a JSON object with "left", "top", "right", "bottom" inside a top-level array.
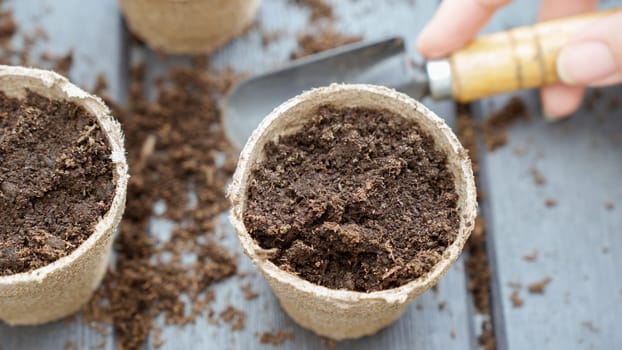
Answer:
[
  {"left": 0, "top": 91, "right": 114, "bottom": 276},
  {"left": 510, "top": 289, "right": 524, "bottom": 307},
  {"left": 243, "top": 105, "right": 460, "bottom": 292},
  {"left": 259, "top": 331, "right": 295, "bottom": 345},
  {"left": 293, "top": 0, "right": 334, "bottom": 23},
  {"left": 83, "top": 62, "right": 239, "bottom": 349},
  {"left": 241, "top": 282, "right": 259, "bottom": 300},
  {"left": 0, "top": 7, "right": 15, "bottom": 43},
  {"left": 290, "top": 27, "right": 362, "bottom": 59},
  {"left": 320, "top": 337, "right": 337, "bottom": 348},
  {"left": 220, "top": 305, "right": 246, "bottom": 331},
  {"left": 545, "top": 198, "right": 557, "bottom": 207},
  {"left": 530, "top": 167, "right": 545, "bottom": 186},
  {"left": 523, "top": 251, "right": 538, "bottom": 262},
  {"left": 456, "top": 107, "right": 495, "bottom": 350},
  {"left": 528, "top": 277, "right": 552, "bottom": 294},
  {"left": 482, "top": 96, "right": 529, "bottom": 152}
]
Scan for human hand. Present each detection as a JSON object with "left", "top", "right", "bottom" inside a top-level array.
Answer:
[{"left": 416, "top": 0, "right": 622, "bottom": 120}]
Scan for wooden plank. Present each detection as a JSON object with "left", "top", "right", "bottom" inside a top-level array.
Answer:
[
  {"left": 141, "top": 0, "right": 476, "bottom": 349},
  {"left": 0, "top": 0, "right": 126, "bottom": 349},
  {"left": 475, "top": 1, "right": 622, "bottom": 349}
]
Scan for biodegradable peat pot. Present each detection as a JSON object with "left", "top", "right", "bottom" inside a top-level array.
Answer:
[
  {"left": 0, "top": 66, "right": 128, "bottom": 325},
  {"left": 228, "top": 84, "right": 477, "bottom": 340},
  {"left": 119, "top": 0, "right": 260, "bottom": 54}
]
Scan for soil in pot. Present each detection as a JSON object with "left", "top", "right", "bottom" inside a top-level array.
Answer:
[
  {"left": 0, "top": 90, "right": 114, "bottom": 276},
  {"left": 243, "top": 105, "right": 460, "bottom": 292}
]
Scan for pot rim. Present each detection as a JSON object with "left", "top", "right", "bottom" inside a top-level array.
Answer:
[{"left": 228, "top": 83, "right": 477, "bottom": 305}]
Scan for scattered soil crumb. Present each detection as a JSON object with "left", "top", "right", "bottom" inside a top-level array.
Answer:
[
  {"left": 513, "top": 147, "right": 526, "bottom": 156},
  {"left": 522, "top": 251, "right": 538, "bottom": 262},
  {"left": 40, "top": 51, "right": 73, "bottom": 77},
  {"left": 450, "top": 329, "right": 456, "bottom": 339},
  {"left": 64, "top": 340, "right": 79, "bottom": 350},
  {"left": 0, "top": 8, "right": 16, "bottom": 44},
  {"left": 261, "top": 30, "right": 282, "bottom": 47},
  {"left": 93, "top": 73, "right": 108, "bottom": 95},
  {"left": 456, "top": 107, "right": 495, "bottom": 350},
  {"left": 320, "top": 337, "right": 337, "bottom": 348},
  {"left": 259, "top": 331, "right": 295, "bottom": 345},
  {"left": 431, "top": 284, "right": 439, "bottom": 297},
  {"left": 605, "top": 201, "right": 614, "bottom": 210},
  {"left": 438, "top": 301, "right": 446, "bottom": 310},
  {"left": 464, "top": 216, "right": 490, "bottom": 312},
  {"left": 545, "top": 198, "right": 557, "bottom": 207},
  {"left": 244, "top": 105, "right": 460, "bottom": 292},
  {"left": 152, "top": 327, "right": 164, "bottom": 348},
  {"left": 530, "top": 167, "right": 545, "bottom": 186},
  {"left": 482, "top": 96, "right": 530, "bottom": 151},
  {"left": 292, "top": 0, "right": 334, "bottom": 23},
  {"left": 220, "top": 305, "right": 246, "bottom": 331},
  {"left": 83, "top": 62, "right": 239, "bottom": 349},
  {"left": 510, "top": 290, "right": 524, "bottom": 307},
  {"left": 207, "top": 308, "right": 219, "bottom": 325},
  {"left": 528, "top": 277, "right": 552, "bottom": 294},
  {"left": 478, "top": 320, "right": 495, "bottom": 350},
  {"left": 290, "top": 27, "right": 362, "bottom": 59},
  {"left": 241, "top": 282, "right": 259, "bottom": 300}
]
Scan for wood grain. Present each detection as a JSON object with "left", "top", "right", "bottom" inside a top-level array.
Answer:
[
  {"left": 2, "top": 0, "right": 477, "bottom": 349},
  {"left": 451, "top": 7, "right": 620, "bottom": 102},
  {"left": 0, "top": 0, "right": 125, "bottom": 349},
  {"left": 474, "top": 1, "right": 622, "bottom": 349},
  {"left": 141, "top": 1, "right": 476, "bottom": 349}
]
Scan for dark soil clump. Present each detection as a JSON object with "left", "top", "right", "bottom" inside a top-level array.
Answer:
[
  {"left": 510, "top": 290, "right": 524, "bottom": 307},
  {"left": 259, "top": 331, "right": 294, "bottom": 345},
  {"left": 293, "top": 0, "right": 334, "bottom": 23},
  {"left": 243, "top": 105, "right": 459, "bottom": 292},
  {"left": 456, "top": 107, "right": 495, "bottom": 350},
  {"left": 290, "top": 28, "right": 362, "bottom": 59},
  {"left": 528, "top": 277, "right": 552, "bottom": 294},
  {"left": 220, "top": 305, "right": 246, "bottom": 331},
  {"left": 0, "top": 91, "right": 114, "bottom": 276},
  {"left": 482, "top": 96, "right": 529, "bottom": 151}
]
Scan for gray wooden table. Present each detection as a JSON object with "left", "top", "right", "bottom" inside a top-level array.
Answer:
[{"left": 1, "top": 0, "right": 621, "bottom": 349}]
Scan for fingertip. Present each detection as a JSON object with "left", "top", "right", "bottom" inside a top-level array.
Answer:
[
  {"left": 540, "top": 84, "right": 585, "bottom": 120},
  {"left": 415, "top": 42, "right": 444, "bottom": 59},
  {"left": 416, "top": 25, "right": 451, "bottom": 59}
]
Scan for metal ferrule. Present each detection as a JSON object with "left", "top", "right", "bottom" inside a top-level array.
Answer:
[{"left": 426, "top": 59, "right": 453, "bottom": 100}]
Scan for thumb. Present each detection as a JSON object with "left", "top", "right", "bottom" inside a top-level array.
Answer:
[{"left": 557, "top": 10, "right": 622, "bottom": 87}]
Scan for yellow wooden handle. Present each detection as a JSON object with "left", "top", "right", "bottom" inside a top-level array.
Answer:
[{"left": 450, "top": 7, "right": 621, "bottom": 103}]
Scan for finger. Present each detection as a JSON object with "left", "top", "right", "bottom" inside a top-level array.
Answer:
[
  {"left": 538, "top": 0, "right": 598, "bottom": 21},
  {"left": 417, "top": 0, "right": 512, "bottom": 58},
  {"left": 557, "top": 10, "right": 622, "bottom": 86},
  {"left": 538, "top": 0, "right": 597, "bottom": 120},
  {"left": 541, "top": 84, "right": 585, "bottom": 119}
]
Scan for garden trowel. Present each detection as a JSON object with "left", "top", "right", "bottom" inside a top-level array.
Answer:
[{"left": 224, "top": 8, "right": 619, "bottom": 148}]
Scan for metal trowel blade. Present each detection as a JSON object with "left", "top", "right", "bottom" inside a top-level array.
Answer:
[{"left": 223, "top": 37, "right": 429, "bottom": 149}]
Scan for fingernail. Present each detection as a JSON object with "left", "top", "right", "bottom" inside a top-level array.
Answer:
[{"left": 557, "top": 41, "right": 617, "bottom": 85}]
